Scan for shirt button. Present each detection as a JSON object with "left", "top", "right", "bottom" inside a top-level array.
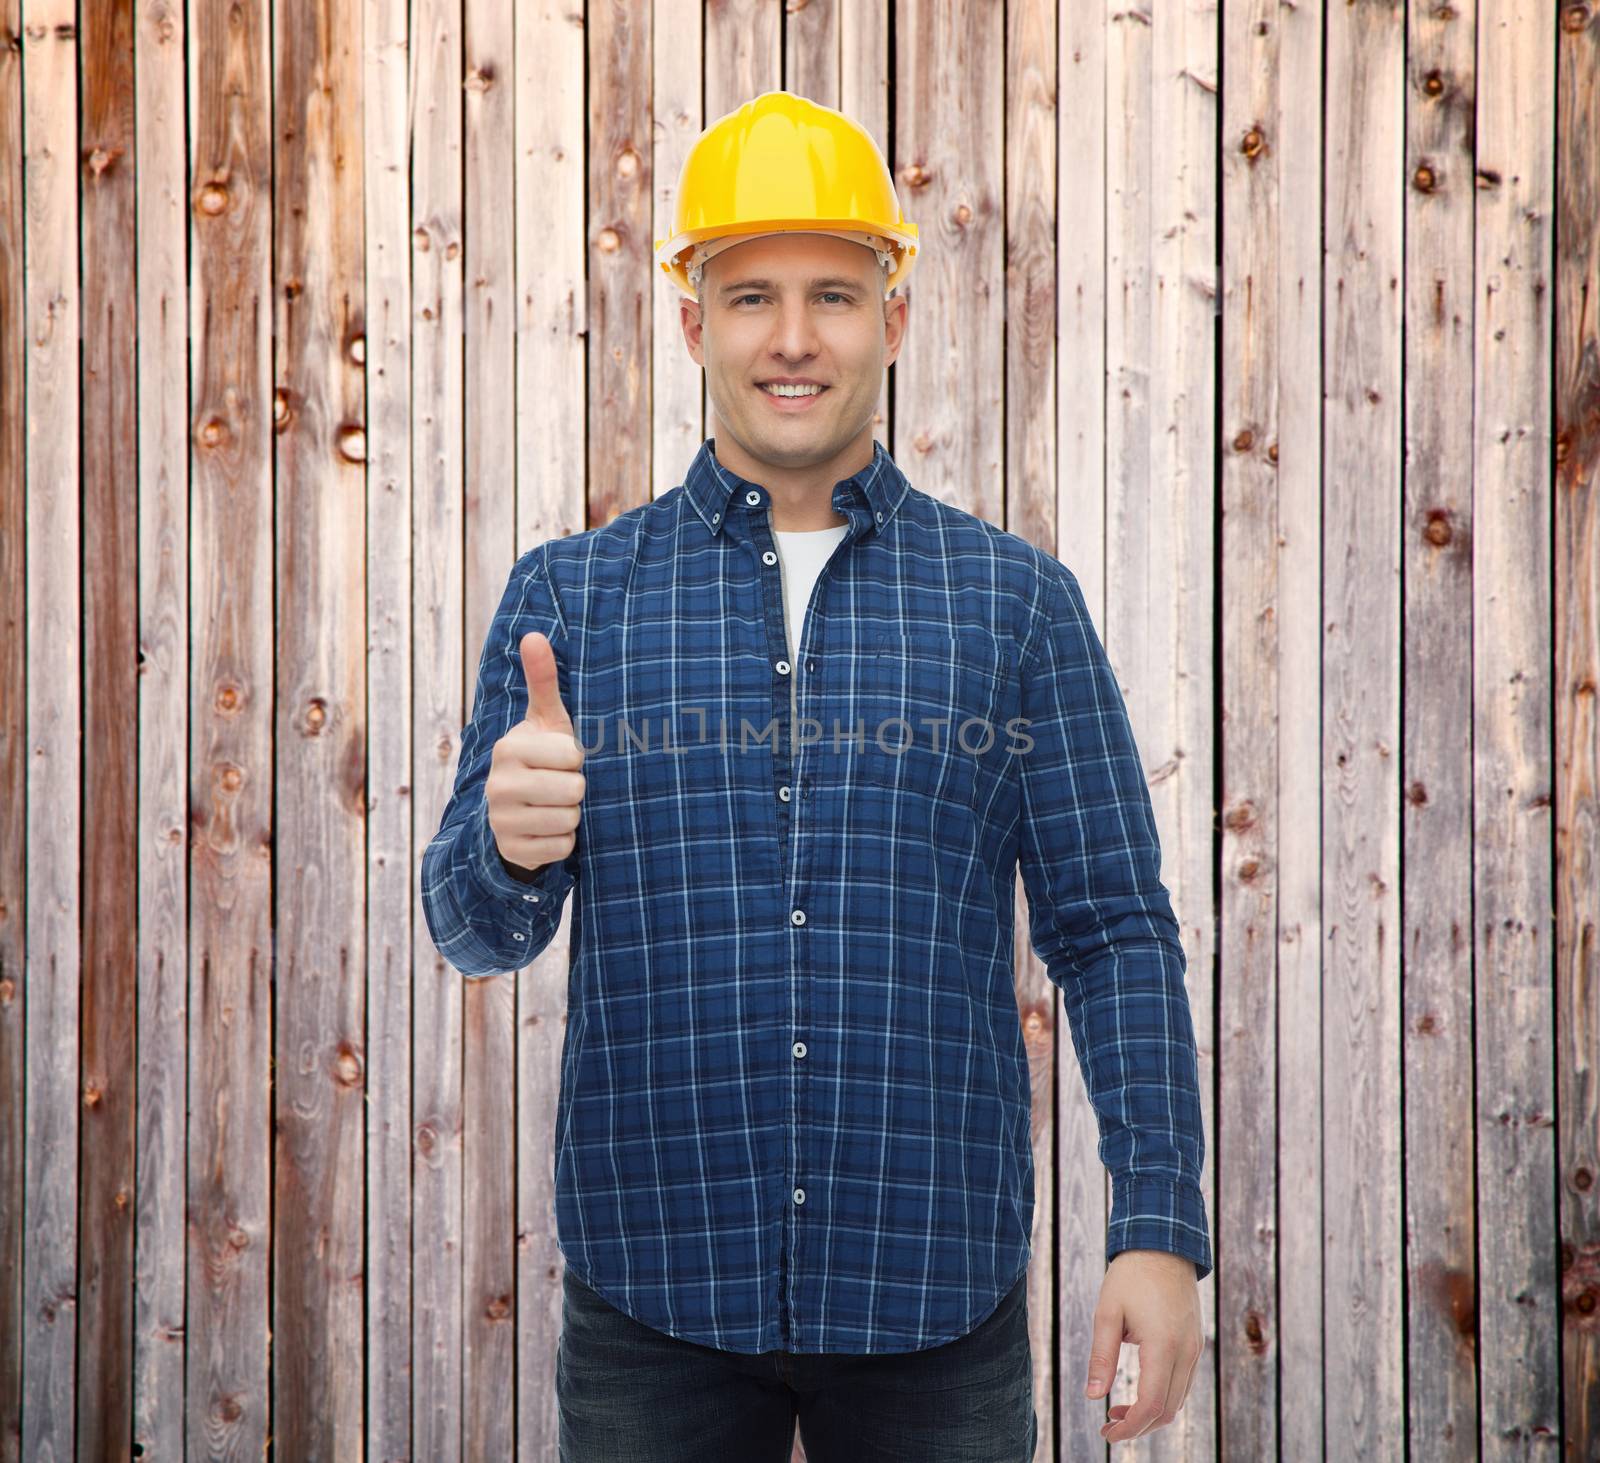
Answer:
[
  {"left": 792, "top": 1041, "right": 806, "bottom": 1059},
  {"left": 793, "top": 1187, "right": 806, "bottom": 1205},
  {"left": 512, "top": 932, "right": 526, "bottom": 941},
  {"left": 522, "top": 892, "right": 541, "bottom": 903},
  {"left": 712, "top": 511, "right": 720, "bottom": 522},
  {"left": 790, "top": 909, "right": 806, "bottom": 926},
  {"left": 762, "top": 550, "right": 777, "bottom": 565},
  {"left": 776, "top": 659, "right": 791, "bottom": 675},
  {"left": 875, "top": 511, "right": 883, "bottom": 522},
  {"left": 745, "top": 490, "right": 761, "bottom": 506},
  {"left": 778, "top": 785, "right": 791, "bottom": 802}
]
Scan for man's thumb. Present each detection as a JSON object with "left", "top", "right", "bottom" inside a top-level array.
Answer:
[
  {"left": 519, "top": 631, "right": 572, "bottom": 733},
  {"left": 1085, "top": 1308, "right": 1123, "bottom": 1397}
]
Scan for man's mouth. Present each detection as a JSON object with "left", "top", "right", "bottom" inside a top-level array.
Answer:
[{"left": 757, "top": 383, "right": 830, "bottom": 411}]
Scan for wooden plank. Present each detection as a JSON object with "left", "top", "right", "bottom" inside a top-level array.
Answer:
[
  {"left": 20, "top": 0, "right": 81, "bottom": 1455},
  {"left": 0, "top": 0, "right": 27, "bottom": 1443},
  {"left": 130, "top": 0, "right": 193, "bottom": 1453},
  {"left": 186, "top": 0, "right": 274, "bottom": 1449},
  {"left": 895, "top": 0, "right": 1003, "bottom": 528},
  {"left": 1400, "top": 1, "right": 1480, "bottom": 1458},
  {"left": 409, "top": 0, "right": 468, "bottom": 1445},
  {"left": 651, "top": 1, "right": 705, "bottom": 496},
  {"left": 1217, "top": 0, "right": 1284, "bottom": 1451},
  {"left": 77, "top": 0, "right": 139, "bottom": 1453},
  {"left": 513, "top": 2, "right": 588, "bottom": 1456},
  {"left": 1050, "top": 0, "right": 1110, "bottom": 1454},
  {"left": 271, "top": 0, "right": 368, "bottom": 1451},
  {"left": 589, "top": 0, "right": 655, "bottom": 525},
  {"left": 839, "top": 2, "right": 893, "bottom": 452},
  {"left": 1275, "top": 0, "right": 1326, "bottom": 1456},
  {"left": 1554, "top": 0, "right": 1600, "bottom": 1447},
  {"left": 1124, "top": 0, "right": 1220, "bottom": 1456},
  {"left": 362, "top": 0, "right": 414, "bottom": 1451},
  {"left": 1323, "top": 1, "right": 1405, "bottom": 1456},
  {"left": 1001, "top": 0, "right": 1060, "bottom": 1456},
  {"left": 1471, "top": 0, "right": 1559, "bottom": 1453},
  {"left": 461, "top": 0, "right": 519, "bottom": 1449}
]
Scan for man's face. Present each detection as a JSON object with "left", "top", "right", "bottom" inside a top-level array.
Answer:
[{"left": 681, "top": 233, "right": 908, "bottom": 475}]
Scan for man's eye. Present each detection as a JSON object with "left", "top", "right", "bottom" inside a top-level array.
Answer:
[{"left": 731, "top": 293, "right": 852, "bottom": 306}]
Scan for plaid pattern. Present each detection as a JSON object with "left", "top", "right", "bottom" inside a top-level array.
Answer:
[{"left": 421, "top": 436, "right": 1211, "bottom": 1354}]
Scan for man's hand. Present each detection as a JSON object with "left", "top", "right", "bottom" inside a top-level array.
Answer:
[
  {"left": 486, "top": 632, "right": 585, "bottom": 876},
  {"left": 1084, "top": 1249, "right": 1204, "bottom": 1442}
]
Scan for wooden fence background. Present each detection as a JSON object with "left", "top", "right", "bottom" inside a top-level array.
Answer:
[{"left": 1, "top": 0, "right": 1595, "bottom": 1458}]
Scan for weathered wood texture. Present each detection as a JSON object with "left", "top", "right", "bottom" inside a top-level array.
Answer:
[{"left": 0, "top": 3, "right": 1593, "bottom": 1461}]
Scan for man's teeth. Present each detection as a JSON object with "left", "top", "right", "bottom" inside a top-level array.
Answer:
[{"left": 762, "top": 384, "right": 824, "bottom": 397}]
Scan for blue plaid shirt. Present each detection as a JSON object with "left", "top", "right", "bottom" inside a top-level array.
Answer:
[{"left": 421, "top": 436, "right": 1211, "bottom": 1355}]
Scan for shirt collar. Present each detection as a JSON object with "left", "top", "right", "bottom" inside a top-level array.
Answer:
[{"left": 683, "top": 436, "right": 910, "bottom": 540}]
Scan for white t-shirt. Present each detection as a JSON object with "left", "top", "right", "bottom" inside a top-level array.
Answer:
[{"left": 770, "top": 522, "right": 850, "bottom": 754}]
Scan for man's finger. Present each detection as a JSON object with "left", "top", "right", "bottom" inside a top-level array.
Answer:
[
  {"left": 1084, "top": 1305, "right": 1123, "bottom": 1398},
  {"left": 1102, "top": 1343, "right": 1176, "bottom": 1440},
  {"left": 520, "top": 631, "right": 574, "bottom": 735}
]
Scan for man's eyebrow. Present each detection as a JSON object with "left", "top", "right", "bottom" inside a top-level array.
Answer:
[{"left": 718, "top": 276, "right": 867, "bottom": 296}]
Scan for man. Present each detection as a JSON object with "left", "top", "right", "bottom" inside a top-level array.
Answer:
[{"left": 421, "top": 91, "right": 1210, "bottom": 1461}]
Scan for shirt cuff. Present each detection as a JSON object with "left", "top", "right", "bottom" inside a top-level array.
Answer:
[
  {"left": 1106, "top": 1175, "right": 1213, "bottom": 1283},
  {"left": 467, "top": 795, "right": 576, "bottom": 911}
]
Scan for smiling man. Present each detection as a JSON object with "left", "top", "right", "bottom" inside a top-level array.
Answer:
[{"left": 420, "top": 90, "right": 1211, "bottom": 1462}]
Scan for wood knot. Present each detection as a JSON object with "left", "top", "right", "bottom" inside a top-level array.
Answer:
[{"left": 333, "top": 1042, "right": 363, "bottom": 1088}]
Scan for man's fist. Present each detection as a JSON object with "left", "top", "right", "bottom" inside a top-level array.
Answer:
[{"left": 486, "top": 631, "right": 585, "bottom": 878}]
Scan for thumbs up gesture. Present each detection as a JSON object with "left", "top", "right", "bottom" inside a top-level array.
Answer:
[{"left": 486, "top": 632, "right": 586, "bottom": 878}]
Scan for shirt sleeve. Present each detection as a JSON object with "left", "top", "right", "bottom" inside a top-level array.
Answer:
[
  {"left": 1015, "top": 560, "right": 1213, "bottom": 1283},
  {"left": 420, "top": 541, "right": 579, "bottom": 979}
]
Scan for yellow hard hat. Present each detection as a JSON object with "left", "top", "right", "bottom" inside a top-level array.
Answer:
[{"left": 654, "top": 90, "right": 920, "bottom": 302}]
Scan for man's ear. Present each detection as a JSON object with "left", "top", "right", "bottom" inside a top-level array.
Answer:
[
  {"left": 682, "top": 298, "right": 705, "bottom": 367},
  {"left": 883, "top": 294, "right": 908, "bottom": 368}
]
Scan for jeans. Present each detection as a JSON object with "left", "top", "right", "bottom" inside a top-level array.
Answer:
[{"left": 556, "top": 1265, "right": 1038, "bottom": 1462}]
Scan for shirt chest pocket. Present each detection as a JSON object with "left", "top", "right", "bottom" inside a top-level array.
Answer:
[{"left": 856, "top": 629, "right": 1011, "bottom": 807}]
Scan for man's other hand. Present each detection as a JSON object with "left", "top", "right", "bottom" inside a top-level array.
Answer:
[
  {"left": 1083, "top": 1249, "right": 1204, "bottom": 1442},
  {"left": 486, "top": 631, "right": 585, "bottom": 876}
]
